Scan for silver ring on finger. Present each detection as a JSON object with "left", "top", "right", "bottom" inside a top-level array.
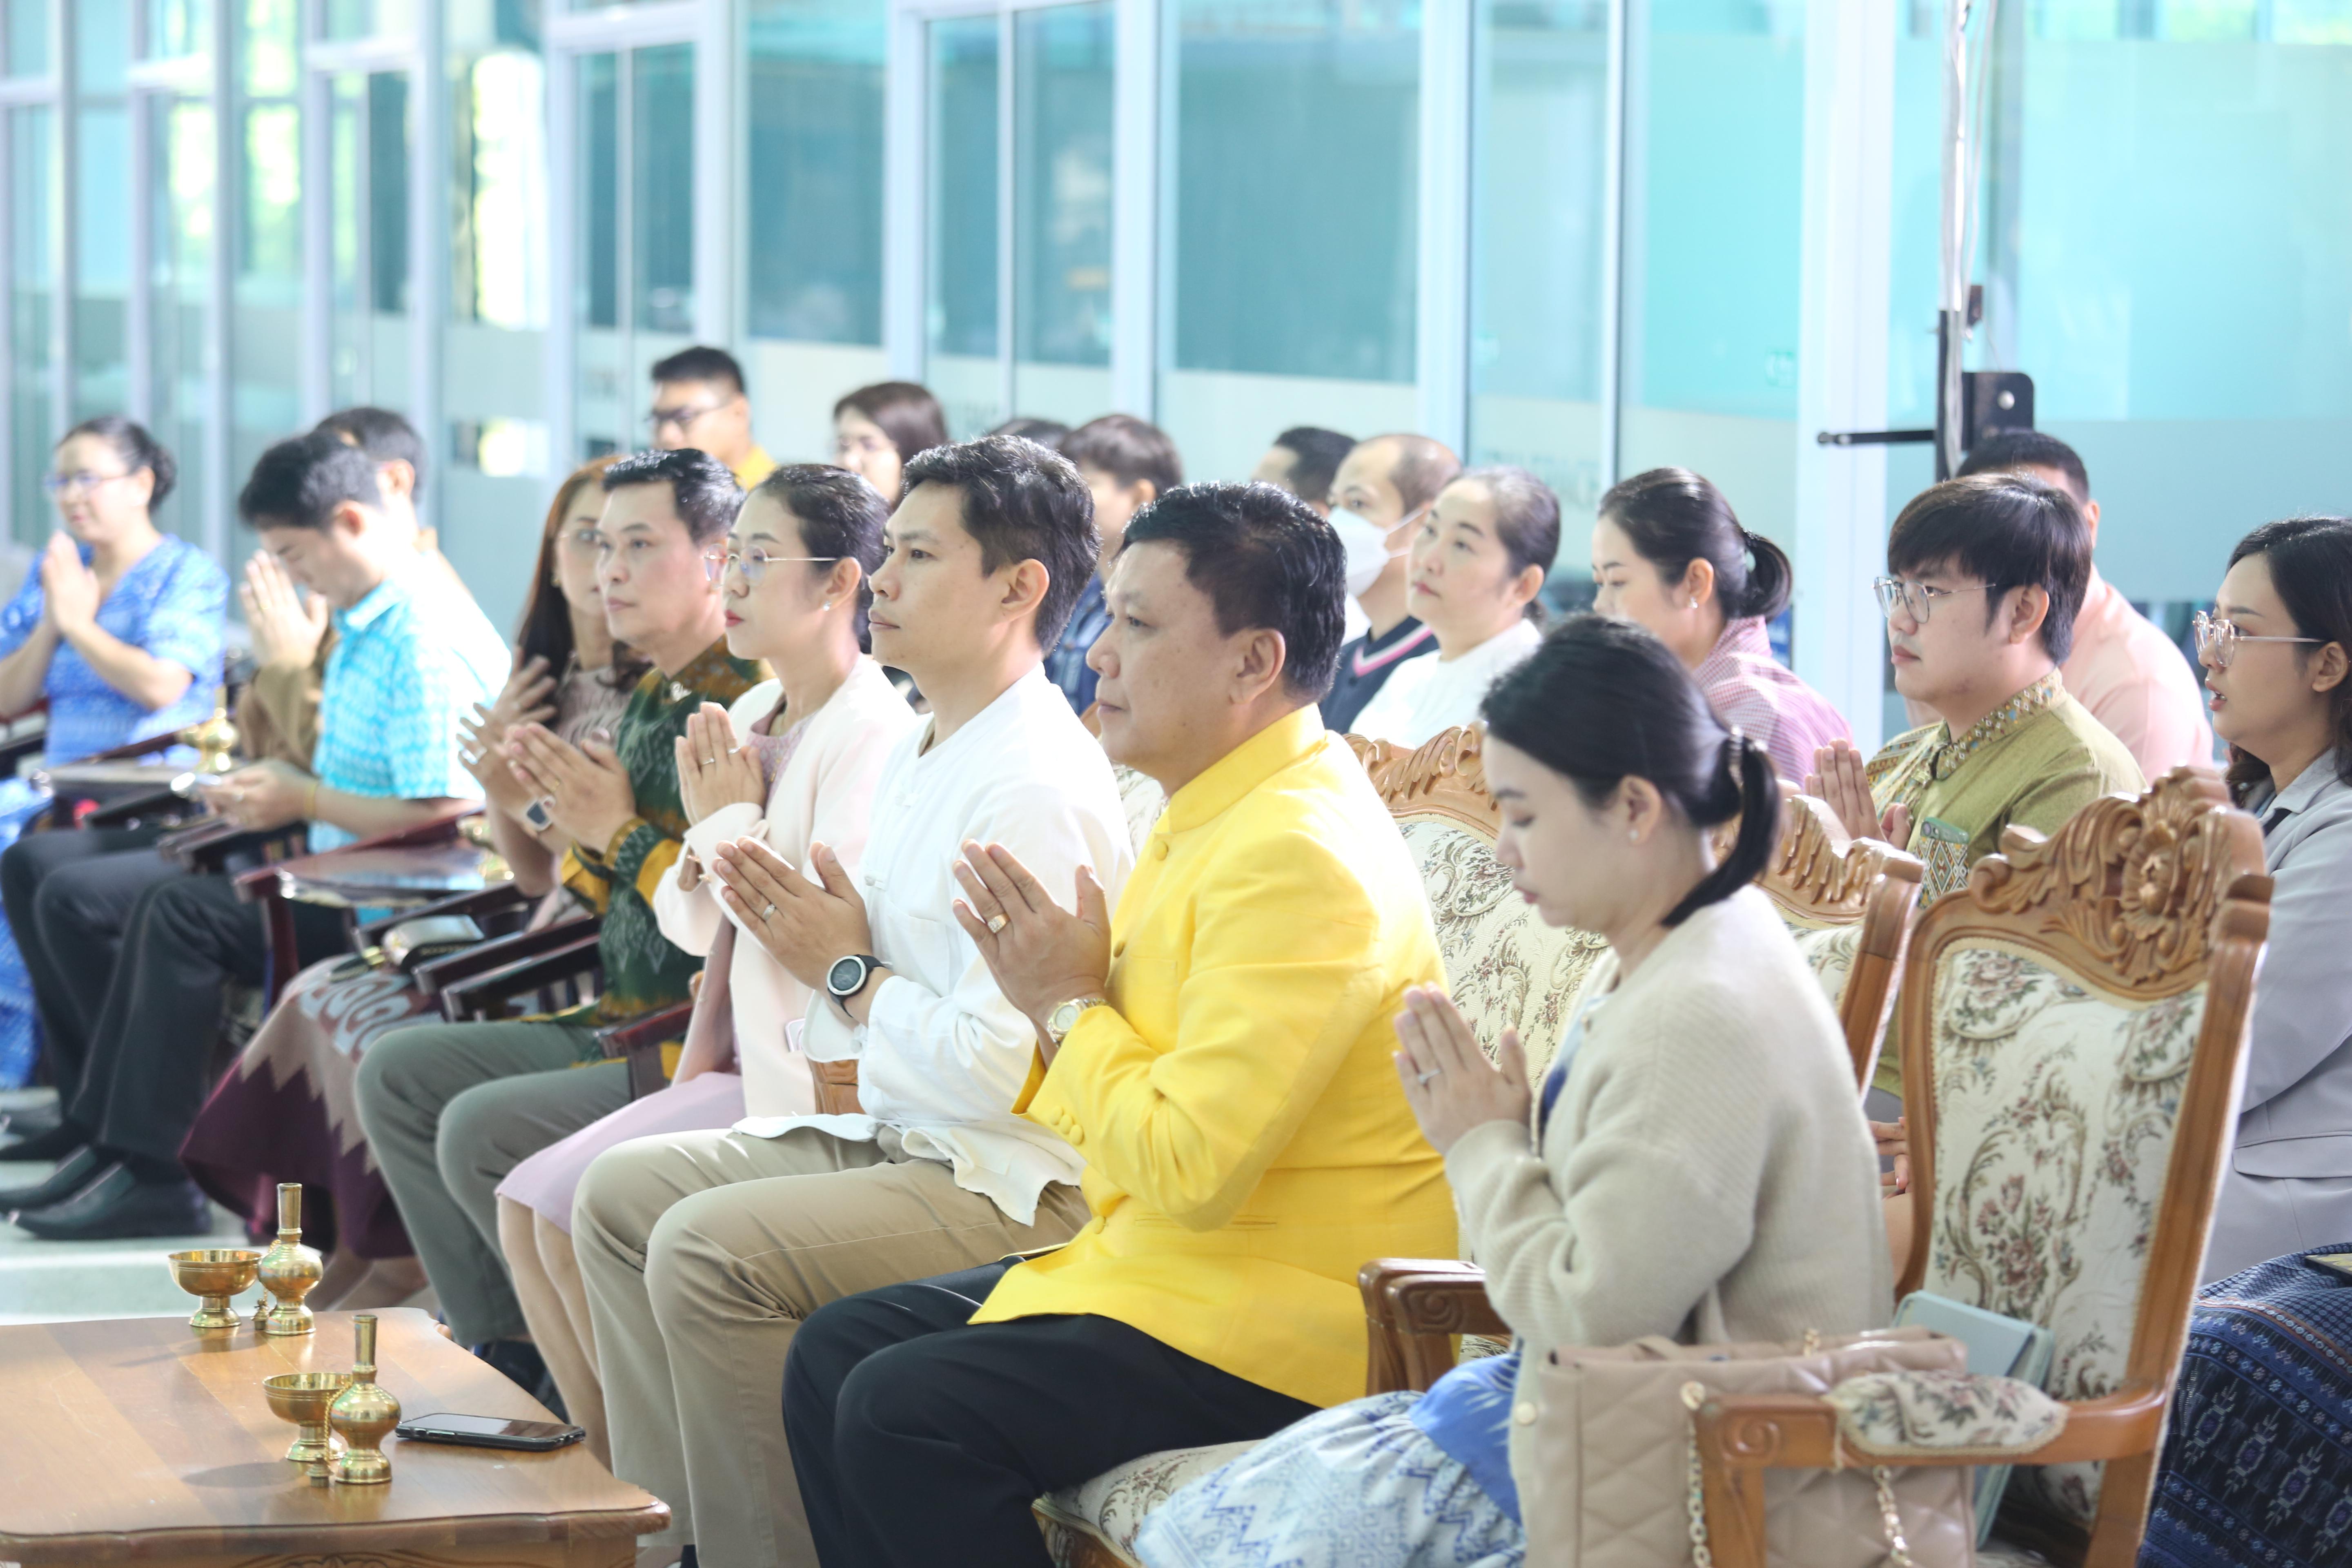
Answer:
[
  {"left": 986, "top": 912, "right": 1009, "bottom": 935},
  {"left": 761, "top": 902, "right": 778, "bottom": 920},
  {"left": 1417, "top": 1067, "right": 1442, "bottom": 1085}
]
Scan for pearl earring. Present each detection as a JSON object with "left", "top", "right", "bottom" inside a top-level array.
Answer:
[
  {"left": 1628, "top": 829, "right": 1639, "bottom": 842},
  {"left": 823, "top": 600, "right": 833, "bottom": 610}
]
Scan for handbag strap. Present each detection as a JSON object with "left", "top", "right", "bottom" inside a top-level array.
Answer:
[{"left": 1679, "top": 1379, "right": 1916, "bottom": 1568}]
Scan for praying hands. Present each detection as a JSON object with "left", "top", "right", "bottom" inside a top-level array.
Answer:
[
  {"left": 1392, "top": 985, "right": 1531, "bottom": 1156},
  {"left": 505, "top": 722, "right": 636, "bottom": 853},
  {"left": 675, "top": 702, "right": 766, "bottom": 825},
  {"left": 950, "top": 840, "right": 1111, "bottom": 1058},
  {"left": 1806, "top": 737, "right": 1912, "bottom": 849},
  {"left": 710, "top": 837, "right": 872, "bottom": 994}
]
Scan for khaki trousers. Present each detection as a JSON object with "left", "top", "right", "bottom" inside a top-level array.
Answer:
[{"left": 573, "top": 1125, "right": 1089, "bottom": 1568}]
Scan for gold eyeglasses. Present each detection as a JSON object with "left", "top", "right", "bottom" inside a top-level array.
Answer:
[
  {"left": 2192, "top": 610, "right": 2322, "bottom": 669},
  {"left": 703, "top": 548, "right": 842, "bottom": 586},
  {"left": 1871, "top": 576, "right": 1991, "bottom": 624}
]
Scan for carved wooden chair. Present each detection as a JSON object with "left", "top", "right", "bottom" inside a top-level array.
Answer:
[
  {"left": 1692, "top": 768, "right": 2271, "bottom": 1568},
  {"left": 1757, "top": 794, "right": 1924, "bottom": 1090}
]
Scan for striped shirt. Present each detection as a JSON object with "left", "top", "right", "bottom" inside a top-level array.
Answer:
[{"left": 1692, "top": 616, "right": 1854, "bottom": 784}]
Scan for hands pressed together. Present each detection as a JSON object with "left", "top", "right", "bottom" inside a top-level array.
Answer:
[
  {"left": 675, "top": 702, "right": 766, "bottom": 826},
  {"left": 1806, "top": 737, "right": 1912, "bottom": 849},
  {"left": 950, "top": 841, "right": 1111, "bottom": 1059},
  {"left": 40, "top": 534, "right": 103, "bottom": 638},
  {"left": 460, "top": 656, "right": 559, "bottom": 817},
  {"left": 1392, "top": 985, "right": 1532, "bottom": 1156},
  {"left": 708, "top": 836, "right": 873, "bottom": 993},
  {"left": 504, "top": 723, "right": 635, "bottom": 854},
  {"left": 239, "top": 551, "right": 331, "bottom": 671}
]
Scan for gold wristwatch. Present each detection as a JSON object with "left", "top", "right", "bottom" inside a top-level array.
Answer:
[{"left": 1044, "top": 996, "right": 1107, "bottom": 1047}]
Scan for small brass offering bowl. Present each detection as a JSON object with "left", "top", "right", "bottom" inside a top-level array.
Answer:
[
  {"left": 167, "top": 1248, "right": 261, "bottom": 1332},
  {"left": 263, "top": 1371, "right": 352, "bottom": 1483}
]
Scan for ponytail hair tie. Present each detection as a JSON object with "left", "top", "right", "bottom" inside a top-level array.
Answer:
[{"left": 1726, "top": 725, "right": 1749, "bottom": 789}]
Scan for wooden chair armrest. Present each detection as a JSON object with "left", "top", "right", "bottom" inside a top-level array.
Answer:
[
  {"left": 354, "top": 883, "right": 534, "bottom": 945},
  {"left": 80, "top": 786, "right": 197, "bottom": 829},
  {"left": 1357, "top": 1258, "right": 1510, "bottom": 1396},
  {"left": 435, "top": 931, "right": 604, "bottom": 1022},
  {"left": 596, "top": 1001, "right": 694, "bottom": 1101},
  {"left": 412, "top": 917, "right": 600, "bottom": 997},
  {"left": 1689, "top": 1384, "right": 2173, "bottom": 1568},
  {"left": 161, "top": 817, "right": 306, "bottom": 873}
]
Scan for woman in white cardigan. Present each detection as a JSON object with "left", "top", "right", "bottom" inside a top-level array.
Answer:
[
  {"left": 494, "top": 465, "right": 917, "bottom": 1461},
  {"left": 1138, "top": 615, "right": 1889, "bottom": 1568}
]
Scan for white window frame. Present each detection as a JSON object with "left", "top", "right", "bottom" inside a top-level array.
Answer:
[{"left": 542, "top": 0, "right": 731, "bottom": 474}]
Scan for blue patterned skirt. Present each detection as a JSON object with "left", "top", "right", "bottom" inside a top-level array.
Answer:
[
  {"left": 1133, "top": 1391, "right": 1526, "bottom": 1568},
  {"left": 2143, "top": 1244, "right": 2352, "bottom": 1567},
  {"left": 0, "top": 777, "right": 52, "bottom": 1087}
]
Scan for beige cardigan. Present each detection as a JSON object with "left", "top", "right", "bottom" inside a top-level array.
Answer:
[{"left": 1441, "top": 887, "right": 1891, "bottom": 1488}]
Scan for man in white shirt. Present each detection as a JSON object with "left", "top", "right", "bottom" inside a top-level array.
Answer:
[{"left": 573, "top": 434, "right": 1133, "bottom": 1568}]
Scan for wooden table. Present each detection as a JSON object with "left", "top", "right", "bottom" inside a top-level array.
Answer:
[{"left": 0, "top": 1309, "right": 666, "bottom": 1567}]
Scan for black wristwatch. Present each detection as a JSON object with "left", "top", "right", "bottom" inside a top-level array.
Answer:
[{"left": 825, "top": 953, "right": 887, "bottom": 1004}]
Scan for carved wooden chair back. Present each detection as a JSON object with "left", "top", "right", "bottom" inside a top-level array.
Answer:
[
  {"left": 1350, "top": 725, "right": 1610, "bottom": 1082},
  {"left": 1881, "top": 769, "right": 2269, "bottom": 1559},
  {"left": 1757, "top": 794, "right": 1924, "bottom": 1090}
]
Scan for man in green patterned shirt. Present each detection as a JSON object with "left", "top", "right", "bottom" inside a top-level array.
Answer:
[
  {"left": 1808, "top": 472, "right": 2141, "bottom": 1103},
  {"left": 356, "top": 449, "right": 768, "bottom": 1376}
]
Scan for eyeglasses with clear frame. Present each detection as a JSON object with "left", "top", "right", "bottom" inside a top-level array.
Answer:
[
  {"left": 1871, "top": 575, "right": 1992, "bottom": 624},
  {"left": 2191, "top": 610, "right": 2323, "bottom": 669},
  {"left": 647, "top": 401, "right": 727, "bottom": 437},
  {"left": 42, "top": 469, "right": 132, "bottom": 498},
  {"left": 702, "top": 548, "right": 843, "bottom": 586}
]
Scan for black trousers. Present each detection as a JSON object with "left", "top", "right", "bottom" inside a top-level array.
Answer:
[
  {"left": 781, "top": 1261, "right": 1318, "bottom": 1568},
  {"left": 0, "top": 831, "right": 174, "bottom": 1099},
  {"left": 64, "top": 871, "right": 343, "bottom": 1171}
]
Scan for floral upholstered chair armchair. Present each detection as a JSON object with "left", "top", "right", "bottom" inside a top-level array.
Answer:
[
  {"left": 1690, "top": 769, "right": 2271, "bottom": 1568},
  {"left": 1757, "top": 793, "right": 1924, "bottom": 1090}
]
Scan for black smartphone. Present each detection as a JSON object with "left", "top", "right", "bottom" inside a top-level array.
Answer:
[{"left": 394, "top": 1412, "right": 587, "bottom": 1452}]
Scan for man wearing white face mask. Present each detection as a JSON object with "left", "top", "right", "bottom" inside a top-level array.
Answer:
[{"left": 1320, "top": 434, "right": 1461, "bottom": 734}]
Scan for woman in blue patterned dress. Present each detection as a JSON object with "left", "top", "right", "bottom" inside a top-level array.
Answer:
[{"left": 0, "top": 417, "right": 227, "bottom": 1086}]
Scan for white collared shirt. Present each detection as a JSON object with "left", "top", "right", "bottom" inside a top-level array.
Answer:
[
  {"left": 733, "top": 668, "right": 1136, "bottom": 1223},
  {"left": 1352, "top": 616, "right": 1543, "bottom": 748}
]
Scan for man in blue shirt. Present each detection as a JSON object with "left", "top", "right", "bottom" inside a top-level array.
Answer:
[{"left": 9, "top": 430, "right": 508, "bottom": 1240}]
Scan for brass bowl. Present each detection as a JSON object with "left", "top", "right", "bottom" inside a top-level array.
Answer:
[
  {"left": 166, "top": 1248, "right": 262, "bottom": 1332},
  {"left": 263, "top": 1371, "right": 352, "bottom": 1482}
]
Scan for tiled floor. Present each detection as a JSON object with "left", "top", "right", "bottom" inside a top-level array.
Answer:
[{"left": 0, "top": 1087, "right": 251, "bottom": 1325}]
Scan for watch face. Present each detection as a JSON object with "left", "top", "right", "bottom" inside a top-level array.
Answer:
[{"left": 826, "top": 955, "right": 867, "bottom": 998}]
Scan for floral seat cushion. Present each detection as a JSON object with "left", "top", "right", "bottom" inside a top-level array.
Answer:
[
  {"left": 1039, "top": 1441, "right": 1260, "bottom": 1566},
  {"left": 1788, "top": 919, "right": 1863, "bottom": 1017},
  {"left": 1920, "top": 939, "right": 2207, "bottom": 1529}
]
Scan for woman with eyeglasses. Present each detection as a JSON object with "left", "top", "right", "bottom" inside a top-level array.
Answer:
[
  {"left": 183, "top": 457, "right": 645, "bottom": 1309},
  {"left": 488, "top": 463, "right": 916, "bottom": 1462},
  {"left": 2192, "top": 517, "right": 2352, "bottom": 1282},
  {"left": 831, "top": 381, "right": 949, "bottom": 506},
  {"left": 0, "top": 416, "right": 226, "bottom": 1087}
]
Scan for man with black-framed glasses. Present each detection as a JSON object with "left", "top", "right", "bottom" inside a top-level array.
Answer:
[
  {"left": 1808, "top": 472, "right": 2140, "bottom": 1097},
  {"left": 649, "top": 345, "right": 776, "bottom": 490}
]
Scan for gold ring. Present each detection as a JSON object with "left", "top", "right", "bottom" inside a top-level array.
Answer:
[{"left": 986, "top": 913, "right": 1009, "bottom": 935}]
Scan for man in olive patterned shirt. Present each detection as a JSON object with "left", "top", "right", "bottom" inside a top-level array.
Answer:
[{"left": 356, "top": 449, "right": 766, "bottom": 1369}]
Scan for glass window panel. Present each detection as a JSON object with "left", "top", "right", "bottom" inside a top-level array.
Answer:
[
  {"left": 235, "top": 77, "right": 303, "bottom": 520},
  {"left": 1618, "top": 0, "right": 1805, "bottom": 550},
  {"left": 148, "top": 94, "right": 213, "bottom": 541},
  {"left": 8, "top": 0, "right": 49, "bottom": 77},
  {"left": 79, "top": 0, "right": 132, "bottom": 92},
  {"left": 574, "top": 50, "right": 624, "bottom": 458},
  {"left": 453, "top": 48, "right": 547, "bottom": 330},
  {"left": 1468, "top": 0, "right": 1609, "bottom": 566},
  {"left": 631, "top": 42, "right": 693, "bottom": 334},
  {"left": 1158, "top": 0, "right": 1420, "bottom": 481},
  {"left": 147, "top": 0, "right": 211, "bottom": 60},
  {"left": 330, "top": 74, "right": 364, "bottom": 407},
  {"left": 10, "top": 106, "right": 53, "bottom": 545},
  {"left": 75, "top": 104, "right": 131, "bottom": 421},
  {"left": 1884, "top": 9, "right": 2352, "bottom": 622},
  {"left": 746, "top": 0, "right": 885, "bottom": 346},
  {"left": 243, "top": 0, "right": 296, "bottom": 96},
  {"left": 927, "top": 14, "right": 1000, "bottom": 434},
  {"left": 324, "top": 0, "right": 415, "bottom": 39},
  {"left": 1010, "top": 2, "right": 1113, "bottom": 424},
  {"left": 368, "top": 70, "right": 410, "bottom": 315}
]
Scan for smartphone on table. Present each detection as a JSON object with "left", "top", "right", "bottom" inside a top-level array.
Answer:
[{"left": 394, "top": 1412, "right": 587, "bottom": 1452}]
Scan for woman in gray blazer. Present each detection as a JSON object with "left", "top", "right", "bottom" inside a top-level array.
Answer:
[{"left": 2198, "top": 516, "right": 2352, "bottom": 1281}]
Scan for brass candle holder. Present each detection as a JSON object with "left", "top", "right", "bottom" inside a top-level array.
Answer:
[
  {"left": 255, "top": 1183, "right": 323, "bottom": 1336},
  {"left": 166, "top": 1247, "right": 262, "bottom": 1332},
  {"left": 262, "top": 1371, "right": 352, "bottom": 1483},
  {"left": 327, "top": 1314, "right": 401, "bottom": 1486},
  {"left": 178, "top": 686, "right": 240, "bottom": 775}
]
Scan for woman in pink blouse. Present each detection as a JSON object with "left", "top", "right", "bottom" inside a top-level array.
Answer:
[{"left": 1590, "top": 467, "right": 1853, "bottom": 782}]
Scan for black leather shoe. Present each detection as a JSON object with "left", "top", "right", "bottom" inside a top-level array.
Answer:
[
  {"left": 0, "top": 1145, "right": 111, "bottom": 1214},
  {"left": 0, "top": 1118, "right": 88, "bottom": 1164},
  {"left": 13, "top": 1168, "right": 211, "bottom": 1240}
]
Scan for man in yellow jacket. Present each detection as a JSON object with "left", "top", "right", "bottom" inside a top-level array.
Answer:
[{"left": 780, "top": 479, "right": 1454, "bottom": 1567}]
